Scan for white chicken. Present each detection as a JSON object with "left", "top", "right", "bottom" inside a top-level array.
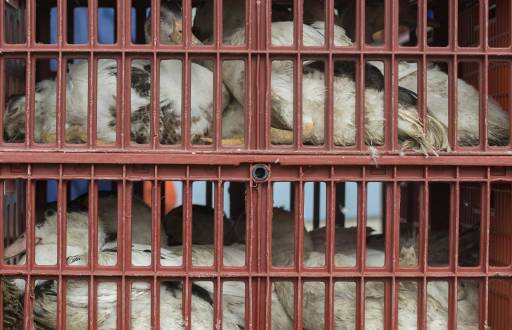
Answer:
[
  {"left": 4, "top": 3, "right": 234, "bottom": 146},
  {"left": 32, "top": 248, "right": 241, "bottom": 330},
  {"left": 393, "top": 62, "right": 509, "bottom": 146},
  {"left": 144, "top": 1, "right": 242, "bottom": 145},
  {"left": 180, "top": 1, "right": 448, "bottom": 153},
  {"left": 3, "top": 208, "right": 106, "bottom": 266},
  {"left": 340, "top": 2, "right": 510, "bottom": 147},
  {"left": 1, "top": 277, "right": 24, "bottom": 329},
  {"left": 221, "top": 22, "right": 448, "bottom": 153},
  {"left": 269, "top": 207, "right": 479, "bottom": 329},
  {"left": 274, "top": 247, "right": 479, "bottom": 329},
  {"left": 3, "top": 60, "right": 150, "bottom": 145}
]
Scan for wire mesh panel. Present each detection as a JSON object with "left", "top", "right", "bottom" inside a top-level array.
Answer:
[{"left": 0, "top": 0, "right": 512, "bottom": 329}]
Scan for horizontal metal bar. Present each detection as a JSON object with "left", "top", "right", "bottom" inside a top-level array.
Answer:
[
  {"left": 1, "top": 47, "right": 512, "bottom": 56},
  {"left": 1, "top": 152, "right": 512, "bottom": 166}
]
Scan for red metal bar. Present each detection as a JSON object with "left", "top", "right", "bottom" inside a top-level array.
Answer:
[
  {"left": 0, "top": 57, "right": 4, "bottom": 144},
  {"left": 0, "top": 181, "right": 5, "bottom": 265}
]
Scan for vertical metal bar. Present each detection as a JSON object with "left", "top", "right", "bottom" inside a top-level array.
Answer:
[
  {"left": 262, "top": 0, "right": 270, "bottom": 149},
  {"left": 153, "top": 175, "right": 161, "bottom": 267},
  {"left": 262, "top": 174, "right": 272, "bottom": 328},
  {"left": 57, "top": 175, "right": 65, "bottom": 329},
  {"left": 0, "top": 57, "right": 4, "bottom": 144},
  {"left": 449, "top": 56, "right": 459, "bottom": 150},
  {"left": 90, "top": 278, "right": 98, "bottom": 330},
  {"left": 57, "top": 0, "right": 65, "bottom": 148},
  {"left": 390, "top": 55, "right": 399, "bottom": 151},
  {"left": 151, "top": 0, "right": 158, "bottom": 47},
  {"left": 88, "top": 52, "right": 96, "bottom": 146},
  {"left": 214, "top": 55, "right": 222, "bottom": 150},
  {"left": 90, "top": 0, "right": 97, "bottom": 46},
  {"left": 481, "top": 56, "right": 489, "bottom": 150},
  {"left": 419, "top": 55, "right": 427, "bottom": 138},
  {"left": 0, "top": 276, "right": 4, "bottom": 328},
  {"left": 481, "top": 0, "right": 488, "bottom": 51},
  {"left": 120, "top": 167, "right": 127, "bottom": 330},
  {"left": 392, "top": 180, "right": 401, "bottom": 329},
  {"left": 0, "top": 181, "right": 4, "bottom": 264},
  {"left": 23, "top": 174, "right": 34, "bottom": 330},
  {"left": 155, "top": 53, "right": 163, "bottom": 145},
  {"left": 360, "top": 177, "right": 367, "bottom": 271},
  {"left": 297, "top": 175, "right": 305, "bottom": 329},
  {"left": 214, "top": 173, "right": 223, "bottom": 327},
  {"left": 150, "top": 175, "right": 159, "bottom": 327},
  {"left": 357, "top": 278, "right": 364, "bottom": 330},
  {"left": 119, "top": 0, "right": 128, "bottom": 148},
  {"left": 56, "top": 53, "right": 65, "bottom": 148},
  {"left": 450, "top": 276, "right": 459, "bottom": 329},
  {"left": 296, "top": 180, "right": 303, "bottom": 270},
  {"left": 449, "top": 178, "right": 461, "bottom": 329},
  {"left": 154, "top": 277, "right": 161, "bottom": 330},
  {"left": 0, "top": 0, "right": 4, "bottom": 46},
  {"left": 357, "top": 55, "right": 365, "bottom": 151},
  {"left": 246, "top": 0, "right": 256, "bottom": 149},
  {"left": 182, "top": 0, "right": 191, "bottom": 48},
  {"left": 325, "top": 177, "right": 335, "bottom": 330},
  {"left": 482, "top": 276, "right": 489, "bottom": 330},
  {"left": 509, "top": 61, "right": 512, "bottom": 149},
  {"left": 88, "top": 178, "right": 96, "bottom": 268},
  {"left": 245, "top": 176, "right": 253, "bottom": 329},
  {"left": 452, "top": 0, "right": 459, "bottom": 50},
  {"left": 213, "top": 0, "right": 222, "bottom": 149},
  {"left": 244, "top": 57, "right": 252, "bottom": 148},
  {"left": 453, "top": 180, "right": 460, "bottom": 271},
  {"left": 418, "top": 0, "right": 426, "bottom": 50},
  {"left": 26, "top": 52, "right": 34, "bottom": 148},
  {"left": 295, "top": 57, "right": 301, "bottom": 150},
  {"left": 123, "top": 55, "right": 132, "bottom": 148},
  {"left": 183, "top": 54, "right": 191, "bottom": 149},
  {"left": 358, "top": 0, "right": 365, "bottom": 49},
  {"left": 27, "top": 0, "right": 34, "bottom": 47},
  {"left": 89, "top": 178, "right": 97, "bottom": 330},
  {"left": 264, "top": 278, "right": 271, "bottom": 330},
  {"left": 150, "top": 54, "right": 158, "bottom": 149},
  {"left": 420, "top": 171, "right": 429, "bottom": 279},
  {"left": 184, "top": 168, "right": 192, "bottom": 330},
  {"left": 481, "top": 174, "right": 491, "bottom": 325},
  {"left": 358, "top": 174, "right": 367, "bottom": 330},
  {"left": 325, "top": 56, "right": 334, "bottom": 150},
  {"left": 393, "top": 180, "right": 400, "bottom": 272}
]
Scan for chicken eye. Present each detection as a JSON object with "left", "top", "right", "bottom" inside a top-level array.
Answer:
[
  {"left": 6, "top": 105, "right": 19, "bottom": 115},
  {"left": 44, "top": 208, "right": 57, "bottom": 218}
]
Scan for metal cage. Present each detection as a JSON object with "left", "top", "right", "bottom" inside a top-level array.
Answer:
[{"left": 0, "top": 0, "right": 512, "bottom": 329}]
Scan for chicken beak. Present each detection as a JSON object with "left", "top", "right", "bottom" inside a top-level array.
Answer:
[
  {"left": 371, "top": 25, "right": 410, "bottom": 45},
  {"left": 3, "top": 236, "right": 41, "bottom": 260},
  {"left": 398, "top": 25, "right": 410, "bottom": 45},
  {"left": 169, "top": 16, "right": 183, "bottom": 43}
]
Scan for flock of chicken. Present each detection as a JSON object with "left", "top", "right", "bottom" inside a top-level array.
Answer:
[
  {"left": 3, "top": 191, "right": 480, "bottom": 329},
  {"left": 3, "top": 0, "right": 509, "bottom": 152},
  {"left": 0, "top": 0, "right": 494, "bottom": 328}
]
